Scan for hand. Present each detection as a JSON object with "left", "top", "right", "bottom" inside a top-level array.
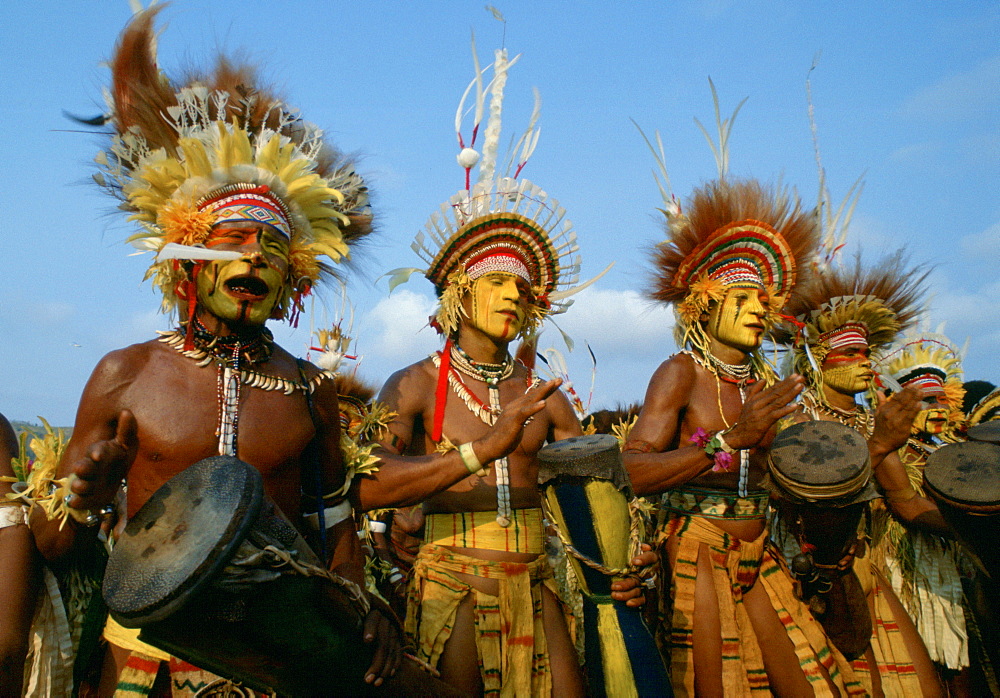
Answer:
[
  {"left": 725, "top": 375, "right": 805, "bottom": 450},
  {"left": 67, "top": 410, "right": 138, "bottom": 511},
  {"left": 473, "top": 378, "right": 562, "bottom": 463},
  {"left": 362, "top": 599, "right": 404, "bottom": 686},
  {"left": 611, "top": 544, "right": 658, "bottom": 608},
  {"left": 870, "top": 386, "right": 923, "bottom": 457}
]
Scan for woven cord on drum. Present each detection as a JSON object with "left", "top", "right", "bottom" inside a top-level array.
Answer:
[
  {"left": 261, "top": 545, "right": 371, "bottom": 614},
  {"left": 541, "top": 497, "right": 645, "bottom": 577}
]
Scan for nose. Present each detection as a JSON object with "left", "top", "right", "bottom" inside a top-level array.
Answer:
[
  {"left": 500, "top": 277, "right": 522, "bottom": 302},
  {"left": 241, "top": 234, "right": 266, "bottom": 267},
  {"left": 745, "top": 293, "right": 766, "bottom": 318}
]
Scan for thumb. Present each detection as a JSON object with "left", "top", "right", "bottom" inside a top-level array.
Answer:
[{"left": 115, "top": 410, "right": 138, "bottom": 450}]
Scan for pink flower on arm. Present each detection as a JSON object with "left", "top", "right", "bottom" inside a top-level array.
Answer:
[
  {"left": 688, "top": 428, "right": 711, "bottom": 448},
  {"left": 712, "top": 451, "right": 734, "bottom": 473}
]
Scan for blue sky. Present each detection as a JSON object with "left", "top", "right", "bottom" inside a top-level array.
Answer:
[{"left": 1, "top": 1, "right": 997, "bottom": 426}]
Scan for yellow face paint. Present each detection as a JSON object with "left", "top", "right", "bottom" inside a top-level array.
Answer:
[
  {"left": 705, "top": 285, "right": 770, "bottom": 353},
  {"left": 912, "top": 394, "right": 950, "bottom": 435},
  {"left": 821, "top": 343, "right": 874, "bottom": 396},
  {"left": 465, "top": 272, "right": 528, "bottom": 342},
  {"left": 196, "top": 221, "right": 290, "bottom": 327}
]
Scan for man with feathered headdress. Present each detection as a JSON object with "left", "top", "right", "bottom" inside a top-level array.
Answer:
[
  {"left": 875, "top": 332, "right": 973, "bottom": 689},
  {"left": 772, "top": 253, "right": 954, "bottom": 695},
  {"left": 358, "top": 43, "right": 650, "bottom": 696},
  {"left": 26, "top": 9, "right": 546, "bottom": 694},
  {"left": 623, "top": 106, "right": 864, "bottom": 694}
]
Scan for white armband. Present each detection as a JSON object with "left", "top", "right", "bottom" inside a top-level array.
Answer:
[
  {"left": 0, "top": 504, "right": 26, "bottom": 529},
  {"left": 369, "top": 520, "right": 388, "bottom": 534},
  {"left": 304, "top": 500, "right": 353, "bottom": 531}
]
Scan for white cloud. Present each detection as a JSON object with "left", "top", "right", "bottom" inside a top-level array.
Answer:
[
  {"left": 556, "top": 287, "right": 675, "bottom": 357},
  {"left": 32, "top": 301, "right": 75, "bottom": 325},
  {"left": 888, "top": 141, "right": 942, "bottom": 165},
  {"left": 363, "top": 289, "right": 440, "bottom": 362},
  {"left": 959, "top": 220, "right": 1000, "bottom": 258},
  {"left": 900, "top": 56, "right": 1000, "bottom": 122}
]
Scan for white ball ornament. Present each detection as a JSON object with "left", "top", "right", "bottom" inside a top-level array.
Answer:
[{"left": 457, "top": 148, "right": 480, "bottom": 169}]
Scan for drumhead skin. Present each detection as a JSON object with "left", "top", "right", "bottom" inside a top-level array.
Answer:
[
  {"left": 968, "top": 421, "right": 1000, "bottom": 445},
  {"left": 103, "top": 456, "right": 264, "bottom": 626},
  {"left": 537, "top": 434, "right": 631, "bottom": 494},
  {"left": 925, "top": 441, "right": 1000, "bottom": 512},
  {"left": 769, "top": 420, "right": 877, "bottom": 506}
]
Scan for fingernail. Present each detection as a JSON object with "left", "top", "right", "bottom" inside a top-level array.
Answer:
[
  {"left": 375, "top": 678, "right": 383, "bottom": 687},
  {"left": 365, "top": 674, "right": 374, "bottom": 683}
]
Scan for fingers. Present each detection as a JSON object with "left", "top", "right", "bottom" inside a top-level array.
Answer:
[
  {"left": 362, "top": 610, "right": 388, "bottom": 685},
  {"left": 362, "top": 609, "right": 401, "bottom": 685},
  {"left": 527, "top": 377, "right": 562, "bottom": 402}
]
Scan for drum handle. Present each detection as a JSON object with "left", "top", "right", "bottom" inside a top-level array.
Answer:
[{"left": 540, "top": 494, "right": 646, "bottom": 578}]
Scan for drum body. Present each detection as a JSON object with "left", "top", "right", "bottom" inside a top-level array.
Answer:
[
  {"left": 924, "top": 441, "right": 1000, "bottom": 579},
  {"left": 538, "top": 434, "right": 670, "bottom": 697},
  {"left": 768, "top": 421, "right": 877, "bottom": 659},
  {"left": 103, "top": 456, "right": 457, "bottom": 697}
]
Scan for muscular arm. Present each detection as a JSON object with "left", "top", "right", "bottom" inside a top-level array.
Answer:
[
  {"left": 354, "top": 367, "right": 561, "bottom": 511},
  {"left": 873, "top": 450, "right": 951, "bottom": 535},
  {"left": 868, "top": 386, "right": 951, "bottom": 536},
  {"left": 547, "top": 386, "right": 584, "bottom": 442},
  {"left": 623, "top": 357, "right": 716, "bottom": 496},
  {"left": 30, "top": 350, "right": 139, "bottom": 561}
]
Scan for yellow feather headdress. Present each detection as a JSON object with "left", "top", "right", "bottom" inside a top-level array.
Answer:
[
  {"left": 92, "top": 8, "right": 371, "bottom": 319},
  {"left": 776, "top": 251, "right": 929, "bottom": 395},
  {"left": 881, "top": 331, "right": 966, "bottom": 413}
]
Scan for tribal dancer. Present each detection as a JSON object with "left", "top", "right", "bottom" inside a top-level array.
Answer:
[
  {"left": 0, "top": 414, "right": 39, "bottom": 695},
  {"left": 774, "top": 253, "right": 948, "bottom": 696},
  {"left": 624, "top": 111, "right": 863, "bottom": 695},
  {"left": 879, "top": 333, "right": 974, "bottom": 692},
  {"left": 26, "top": 9, "right": 542, "bottom": 695},
  {"left": 364, "top": 44, "right": 647, "bottom": 697}
]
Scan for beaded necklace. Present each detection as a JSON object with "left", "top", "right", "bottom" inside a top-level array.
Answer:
[
  {"left": 431, "top": 344, "right": 529, "bottom": 527},
  {"left": 685, "top": 349, "right": 755, "bottom": 496},
  {"left": 801, "top": 391, "right": 875, "bottom": 440}
]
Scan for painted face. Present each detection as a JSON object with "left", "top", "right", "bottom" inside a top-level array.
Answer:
[
  {"left": 195, "top": 221, "right": 290, "bottom": 327},
  {"left": 463, "top": 271, "right": 530, "bottom": 342},
  {"left": 821, "top": 343, "right": 874, "bottom": 396},
  {"left": 705, "top": 285, "right": 770, "bottom": 353},
  {"left": 913, "top": 393, "right": 950, "bottom": 435}
]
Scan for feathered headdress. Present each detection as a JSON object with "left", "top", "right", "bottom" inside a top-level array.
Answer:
[
  {"left": 387, "top": 39, "right": 607, "bottom": 339},
  {"left": 91, "top": 7, "right": 371, "bottom": 322},
  {"left": 881, "top": 331, "right": 966, "bottom": 416},
  {"left": 637, "top": 82, "right": 820, "bottom": 364},
  {"left": 776, "top": 251, "right": 928, "bottom": 398}
]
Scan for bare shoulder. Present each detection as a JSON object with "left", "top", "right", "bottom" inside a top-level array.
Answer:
[
  {"left": 0, "top": 413, "right": 17, "bottom": 476},
  {"left": 377, "top": 357, "right": 437, "bottom": 411},
  {"left": 84, "top": 340, "right": 164, "bottom": 394},
  {"left": 643, "top": 353, "right": 697, "bottom": 407}
]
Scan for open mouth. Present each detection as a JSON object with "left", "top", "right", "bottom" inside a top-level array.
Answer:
[{"left": 225, "top": 275, "right": 270, "bottom": 301}]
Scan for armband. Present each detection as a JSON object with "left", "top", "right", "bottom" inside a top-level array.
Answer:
[
  {"left": 305, "top": 500, "right": 353, "bottom": 531},
  {"left": 369, "top": 520, "right": 387, "bottom": 534},
  {"left": 884, "top": 486, "right": 918, "bottom": 503},
  {"left": 459, "top": 442, "right": 487, "bottom": 476}
]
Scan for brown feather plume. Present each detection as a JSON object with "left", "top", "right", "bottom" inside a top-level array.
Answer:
[
  {"left": 106, "top": 7, "right": 372, "bottom": 244},
  {"left": 649, "top": 178, "right": 819, "bottom": 305},
  {"left": 110, "top": 6, "right": 178, "bottom": 156},
  {"left": 775, "top": 250, "right": 929, "bottom": 348}
]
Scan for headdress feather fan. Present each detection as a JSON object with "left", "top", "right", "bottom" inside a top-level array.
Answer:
[{"left": 94, "top": 7, "right": 371, "bottom": 318}]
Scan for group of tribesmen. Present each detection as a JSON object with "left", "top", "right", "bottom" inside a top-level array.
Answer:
[{"left": 1, "top": 6, "right": 999, "bottom": 697}]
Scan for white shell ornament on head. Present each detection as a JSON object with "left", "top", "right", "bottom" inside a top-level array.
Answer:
[{"left": 457, "top": 148, "right": 481, "bottom": 169}]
